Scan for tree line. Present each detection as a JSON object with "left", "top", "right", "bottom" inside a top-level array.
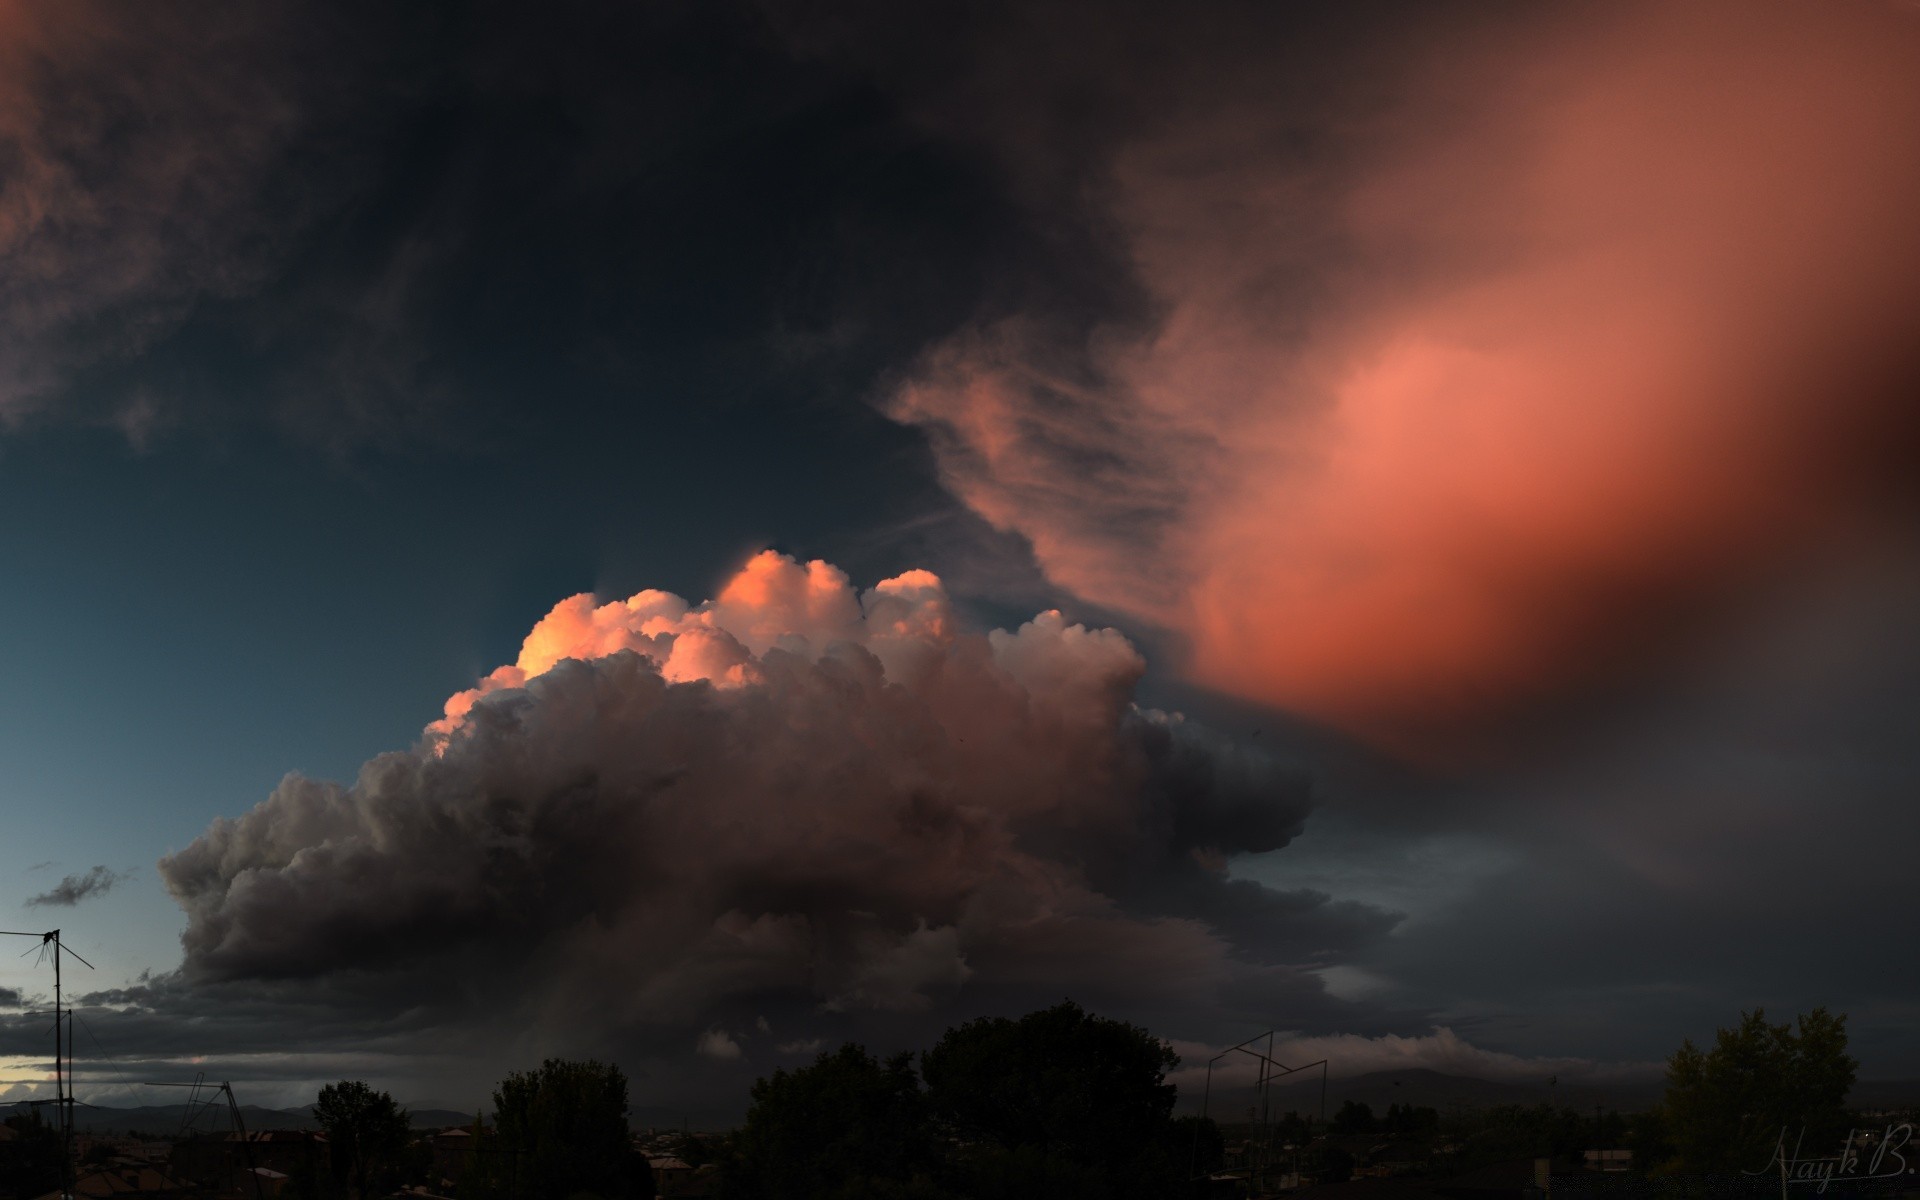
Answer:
[
  {"left": 288, "top": 1061, "right": 652, "bottom": 1200},
  {"left": 1, "top": 1001, "right": 1871, "bottom": 1200},
  {"left": 716, "top": 1000, "right": 1211, "bottom": 1199},
  {"left": 280, "top": 1001, "right": 1202, "bottom": 1200}
]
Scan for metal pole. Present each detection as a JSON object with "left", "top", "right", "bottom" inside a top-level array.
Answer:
[
  {"left": 1193, "top": 1057, "right": 1215, "bottom": 1182},
  {"left": 1262, "top": 1031, "right": 1275, "bottom": 1187},
  {"left": 227, "top": 1083, "right": 267, "bottom": 1200},
  {"left": 50, "top": 931, "right": 70, "bottom": 1200},
  {"left": 2, "top": 930, "right": 93, "bottom": 1200}
]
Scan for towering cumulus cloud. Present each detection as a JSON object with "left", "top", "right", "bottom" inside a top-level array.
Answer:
[
  {"left": 161, "top": 554, "right": 1372, "bottom": 1055},
  {"left": 886, "top": 0, "right": 1920, "bottom": 759}
]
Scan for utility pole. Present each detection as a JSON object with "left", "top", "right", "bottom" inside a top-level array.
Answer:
[{"left": 4, "top": 929, "right": 95, "bottom": 1200}]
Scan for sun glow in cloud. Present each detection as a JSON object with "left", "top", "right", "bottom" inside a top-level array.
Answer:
[
  {"left": 890, "top": 0, "right": 1920, "bottom": 761},
  {"left": 429, "top": 552, "right": 964, "bottom": 739}
]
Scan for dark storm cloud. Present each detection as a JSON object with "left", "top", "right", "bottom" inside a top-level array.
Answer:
[
  {"left": 0, "top": 0, "right": 1037, "bottom": 456},
  {"left": 1274, "top": 546, "right": 1920, "bottom": 1073},
  {"left": 0, "top": 986, "right": 22, "bottom": 1008},
  {"left": 765, "top": 0, "right": 1920, "bottom": 1074},
  {"left": 154, "top": 557, "right": 1387, "bottom": 1064},
  {"left": 26, "top": 865, "right": 122, "bottom": 907},
  {"left": 0, "top": 971, "right": 493, "bottom": 1107},
  {"left": 17, "top": 554, "right": 1509, "bottom": 1112},
  {"left": 0, "top": 0, "right": 398, "bottom": 435}
]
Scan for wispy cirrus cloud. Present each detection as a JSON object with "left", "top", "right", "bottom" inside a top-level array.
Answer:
[{"left": 27, "top": 865, "right": 123, "bottom": 908}]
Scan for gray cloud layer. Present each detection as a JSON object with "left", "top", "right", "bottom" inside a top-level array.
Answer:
[
  {"left": 0, "top": 1, "right": 354, "bottom": 432},
  {"left": 27, "top": 865, "right": 123, "bottom": 908}
]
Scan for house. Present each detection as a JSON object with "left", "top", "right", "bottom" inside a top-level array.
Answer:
[
  {"left": 648, "top": 1155, "right": 693, "bottom": 1191},
  {"left": 29, "top": 1166, "right": 192, "bottom": 1200},
  {"left": 427, "top": 1126, "right": 479, "bottom": 1178},
  {"left": 1294, "top": 1180, "right": 1454, "bottom": 1200},
  {"left": 169, "top": 1129, "right": 326, "bottom": 1188}
]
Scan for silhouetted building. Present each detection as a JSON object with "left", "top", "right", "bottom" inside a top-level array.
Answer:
[
  {"left": 29, "top": 1166, "right": 192, "bottom": 1200},
  {"left": 169, "top": 1131, "right": 324, "bottom": 1191}
]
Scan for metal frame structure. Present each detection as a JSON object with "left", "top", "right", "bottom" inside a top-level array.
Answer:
[
  {"left": 142, "top": 1078, "right": 269, "bottom": 1200},
  {"left": 1190, "top": 1031, "right": 1328, "bottom": 1196}
]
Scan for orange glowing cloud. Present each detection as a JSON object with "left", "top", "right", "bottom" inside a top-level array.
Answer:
[
  {"left": 429, "top": 552, "right": 978, "bottom": 741},
  {"left": 892, "top": 0, "right": 1920, "bottom": 760}
]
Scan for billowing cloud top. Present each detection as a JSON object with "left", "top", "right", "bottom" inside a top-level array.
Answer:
[{"left": 160, "top": 553, "right": 1366, "bottom": 1051}]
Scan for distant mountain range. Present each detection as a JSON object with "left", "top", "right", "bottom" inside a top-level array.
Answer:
[
  {"left": 2, "top": 1100, "right": 739, "bottom": 1136},
  {"left": 1185, "top": 1068, "right": 1920, "bottom": 1118},
  {"left": 6, "top": 1072, "right": 1910, "bottom": 1137},
  {"left": 0, "top": 1103, "right": 479, "bottom": 1137}
]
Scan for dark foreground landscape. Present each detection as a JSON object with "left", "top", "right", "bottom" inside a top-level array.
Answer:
[{"left": 4, "top": 1003, "right": 1915, "bottom": 1200}]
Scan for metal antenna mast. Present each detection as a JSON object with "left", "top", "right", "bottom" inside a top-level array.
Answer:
[
  {"left": 3, "top": 929, "right": 96, "bottom": 1200},
  {"left": 1191, "top": 1031, "right": 1329, "bottom": 1194},
  {"left": 143, "top": 1079, "right": 268, "bottom": 1200}
]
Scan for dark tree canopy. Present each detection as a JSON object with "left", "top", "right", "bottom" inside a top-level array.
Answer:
[
  {"left": 313, "top": 1080, "right": 411, "bottom": 1200},
  {"left": 725, "top": 1043, "right": 948, "bottom": 1200},
  {"left": 1447, "top": 1103, "right": 1591, "bottom": 1170},
  {"left": 717, "top": 1002, "right": 1202, "bottom": 1199},
  {"left": 1383, "top": 1103, "right": 1439, "bottom": 1135},
  {"left": 919, "top": 1000, "right": 1182, "bottom": 1199},
  {"left": 489, "top": 1058, "right": 642, "bottom": 1200},
  {"left": 1333, "top": 1100, "right": 1375, "bottom": 1134},
  {"left": 1662, "top": 1007, "right": 1858, "bottom": 1174},
  {"left": 0, "top": 1112, "right": 63, "bottom": 1200}
]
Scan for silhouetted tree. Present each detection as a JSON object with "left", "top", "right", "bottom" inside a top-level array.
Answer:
[
  {"left": 1624, "top": 1108, "right": 1675, "bottom": 1176},
  {"left": 1333, "top": 1100, "right": 1375, "bottom": 1135},
  {"left": 285, "top": 1145, "right": 329, "bottom": 1200},
  {"left": 313, "top": 1080, "right": 411, "bottom": 1200},
  {"left": 1443, "top": 1103, "right": 1588, "bottom": 1170},
  {"left": 0, "top": 1112, "right": 62, "bottom": 1200},
  {"left": 1663, "top": 1008, "right": 1857, "bottom": 1174},
  {"left": 1274, "top": 1110, "right": 1313, "bottom": 1147},
  {"left": 488, "top": 1058, "right": 646, "bottom": 1200},
  {"left": 723, "top": 1043, "right": 949, "bottom": 1200},
  {"left": 1172, "top": 1115, "right": 1225, "bottom": 1188},
  {"left": 919, "top": 1000, "right": 1180, "bottom": 1200}
]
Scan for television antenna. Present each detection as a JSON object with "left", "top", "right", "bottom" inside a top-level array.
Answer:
[{"left": 2, "top": 929, "right": 95, "bottom": 1200}]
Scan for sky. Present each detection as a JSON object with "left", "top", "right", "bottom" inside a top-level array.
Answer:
[{"left": 1, "top": 0, "right": 1917, "bottom": 1118}]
